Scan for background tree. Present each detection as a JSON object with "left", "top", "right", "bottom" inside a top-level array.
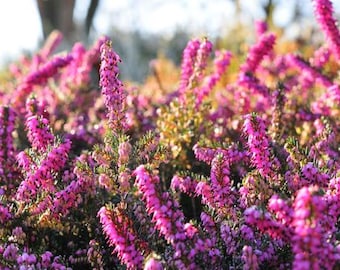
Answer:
[{"left": 37, "top": 0, "right": 99, "bottom": 44}]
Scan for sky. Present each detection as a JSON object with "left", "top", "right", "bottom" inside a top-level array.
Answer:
[{"left": 0, "top": 0, "right": 339, "bottom": 67}]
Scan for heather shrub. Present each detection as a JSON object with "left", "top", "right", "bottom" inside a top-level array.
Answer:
[{"left": 0, "top": 0, "right": 340, "bottom": 269}]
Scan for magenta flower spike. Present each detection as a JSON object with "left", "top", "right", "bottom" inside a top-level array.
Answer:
[
  {"left": 99, "top": 40, "right": 127, "bottom": 133},
  {"left": 292, "top": 186, "right": 336, "bottom": 270},
  {"left": 196, "top": 50, "right": 232, "bottom": 107},
  {"left": 16, "top": 139, "right": 71, "bottom": 202},
  {"left": 313, "top": 0, "right": 340, "bottom": 60},
  {"left": 12, "top": 54, "right": 73, "bottom": 110},
  {"left": 286, "top": 53, "right": 333, "bottom": 88},
  {"left": 210, "top": 153, "right": 236, "bottom": 216},
  {"left": 98, "top": 206, "right": 144, "bottom": 270},
  {"left": 87, "top": 35, "right": 109, "bottom": 65},
  {"left": 134, "top": 165, "right": 203, "bottom": 268},
  {"left": 179, "top": 39, "right": 201, "bottom": 92},
  {"left": 243, "top": 114, "right": 281, "bottom": 182},
  {"left": 240, "top": 33, "right": 276, "bottom": 73},
  {"left": 25, "top": 97, "right": 54, "bottom": 152},
  {"left": 39, "top": 30, "right": 63, "bottom": 59},
  {"left": 0, "top": 106, "right": 17, "bottom": 184},
  {"left": 242, "top": 245, "right": 259, "bottom": 270},
  {"left": 134, "top": 165, "right": 187, "bottom": 245},
  {"left": 255, "top": 20, "right": 268, "bottom": 39}
]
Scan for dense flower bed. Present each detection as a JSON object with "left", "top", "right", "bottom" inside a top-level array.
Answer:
[{"left": 0, "top": 0, "right": 339, "bottom": 269}]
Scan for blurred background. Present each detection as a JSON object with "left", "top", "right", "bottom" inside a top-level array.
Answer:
[{"left": 0, "top": 0, "right": 339, "bottom": 81}]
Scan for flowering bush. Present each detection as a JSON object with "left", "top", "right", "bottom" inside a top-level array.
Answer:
[{"left": 0, "top": 0, "right": 340, "bottom": 269}]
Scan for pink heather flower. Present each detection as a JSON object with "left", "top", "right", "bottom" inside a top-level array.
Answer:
[
  {"left": 12, "top": 53, "right": 72, "bottom": 110},
  {"left": 170, "top": 175, "right": 198, "bottom": 196},
  {"left": 39, "top": 30, "right": 63, "bottom": 59},
  {"left": 237, "top": 33, "right": 275, "bottom": 99},
  {"left": 0, "top": 106, "right": 17, "bottom": 183},
  {"left": 25, "top": 54, "right": 73, "bottom": 85},
  {"left": 243, "top": 114, "right": 281, "bottom": 182},
  {"left": 244, "top": 206, "right": 290, "bottom": 241},
  {"left": 179, "top": 37, "right": 213, "bottom": 103},
  {"left": 312, "top": 84, "right": 340, "bottom": 117},
  {"left": 16, "top": 139, "right": 71, "bottom": 202},
  {"left": 179, "top": 39, "right": 201, "bottom": 92},
  {"left": 194, "top": 143, "right": 246, "bottom": 169},
  {"left": 17, "top": 252, "right": 37, "bottom": 265},
  {"left": 144, "top": 257, "right": 163, "bottom": 270},
  {"left": 200, "top": 212, "right": 217, "bottom": 239},
  {"left": 52, "top": 160, "right": 96, "bottom": 218},
  {"left": 210, "top": 153, "right": 237, "bottom": 217},
  {"left": 134, "top": 165, "right": 187, "bottom": 245},
  {"left": 313, "top": 0, "right": 340, "bottom": 60},
  {"left": 220, "top": 222, "right": 239, "bottom": 255},
  {"left": 11, "top": 227, "right": 26, "bottom": 241},
  {"left": 3, "top": 243, "right": 18, "bottom": 261},
  {"left": 285, "top": 54, "right": 332, "bottom": 88},
  {"left": 0, "top": 204, "right": 12, "bottom": 223},
  {"left": 310, "top": 46, "right": 330, "bottom": 68},
  {"left": 193, "top": 144, "right": 217, "bottom": 165},
  {"left": 86, "top": 35, "right": 109, "bottom": 65},
  {"left": 134, "top": 165, "right": 206, "bottom": 268},
  {"left": 16, "top": 151, "right": 33, "bottom": 171},
  {"left": 325, "top": 177, "right": 340, "bottom": 231},
  {"left": 195, "top": 180, "right": 215, "bottom": 208},
  {"left": 98, "top": 205, "right": 144, "bottom": 270},
  {"left": 255, "top": 20, "right": 268, "bottom": 39},
  {"left": 118, "top": 141, "right": 132, "bottom": 167},
  {"left": 99, "top": 40, "right": 127, "bottom": 133},
  {"left": 25, "top": 97, "right": 54, "bottom": 151},
  {"left": 301, "top": 162, "right": 329, "bottom": 187},
  {"left": 118, "top": 169, "right": 131, "bottom": 192},
  {"left": 268, "top": 195, "right": 293, "bottom": 226},
  {"left": 237, "top": 73, "right": 270, "bottom": 97},
  {"left": 240, "top": 33, "right": 276, "bottom": 73},
  {"left": 193, "top": 38, "right": 213, "bottom": 83},
  {"left": 98, "top": 173, "right": 112, "bottom": 190},
  {"left": 242, "top": 245, "right": 259, "bottom": 270},
  {"left": 41, "top": 251, "right": 53, "bottom": 268},
  {"left": 61, "top": 42, "right": 88, "bottom": 88},
  {"left": 240, "top": 224, "right": 255, "bottom": 241},
  {"left": 292, "top": 186, "right": 336, "bottom": 270},
  {"left": 195, "top": 50, "right": 232, "bottom": 106}
]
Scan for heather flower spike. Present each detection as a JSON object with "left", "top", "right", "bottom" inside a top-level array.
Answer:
[
  {"left": 98, "top": 205, "right": 145, "bottom": 270},
  {"left": 313, "top": 0, "right": 340, "bottom": 60},
  {"left": 100, "top": 40, "right": 127, "bottom": 133},
  {"left": 39, "top": 30, "right": 63, "bottom": 59},
  {"left": 25, "top": 97, "right": 54, "bottom": 151},
  {"left": 12, "top": 53, "right": 73, "bottom": 110},
  {"left": 0, "top": 106, "right": 17, "bottom": 184},
  {"left": 240, "top": 33, "right": 276, "bottom": 73}
]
